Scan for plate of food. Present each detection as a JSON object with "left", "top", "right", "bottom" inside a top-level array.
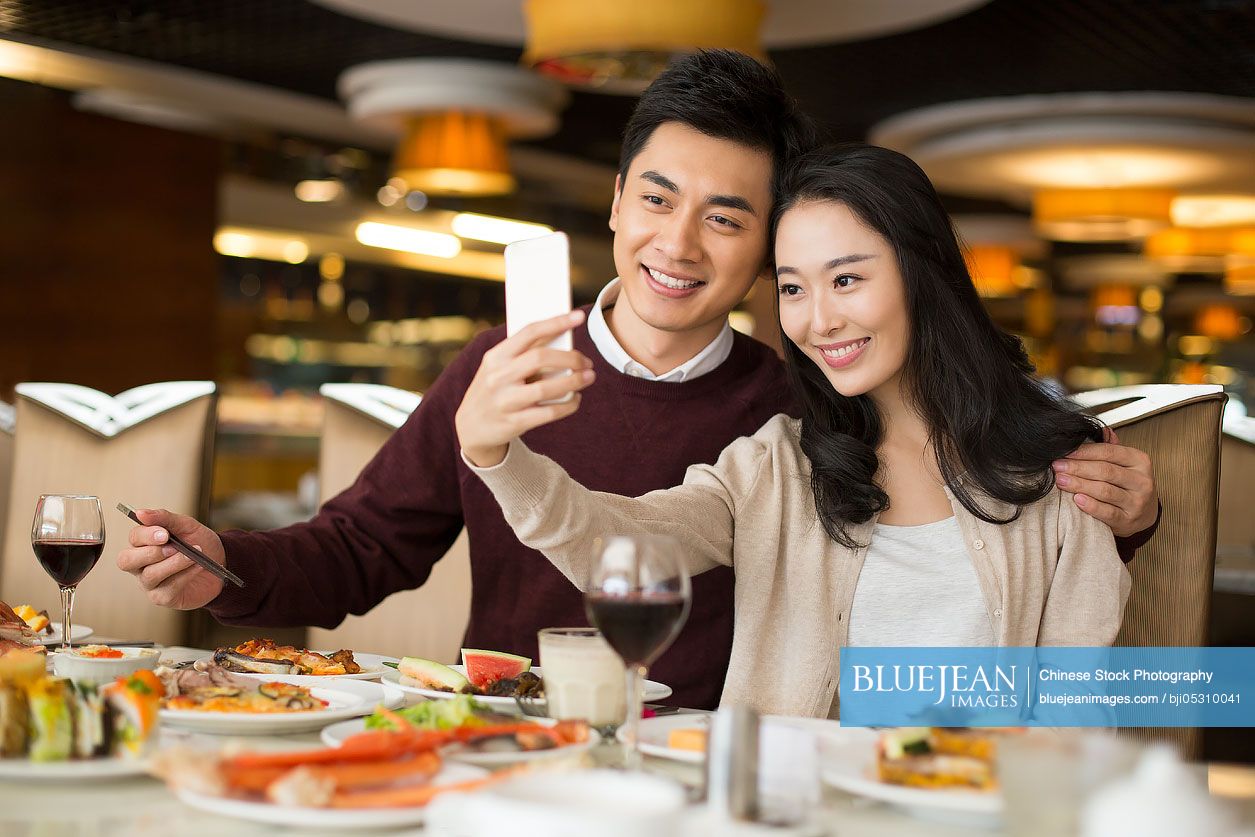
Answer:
[
  {"left": 6, "top": 604, "right": 93, "bottom": 647},
  {"left": 0, "top": 650, "right": 160, "bottom": 780},
  {"left": 383, "top": 650, "right": 672, "bottom": 712},
  {"left": 155, "top": 725, "right": 494, "bottom": 829},
  {"left": 630, "top": 713, "right": 829, "bottom": 764},
  {"left": 320, "top": 695, "right": 599, "bottom": 767},
  {"left": 632, "top": 712, "right": 711, "bottom": 763},
  {"left": 156, "top": 664, "right": 403, "bottom": 735},
  {"left": 195, "top": 639, "right": 396, "bottom": 681},
  {"left": 817, "top": 726, "right": 1010, "bottom": 827}
]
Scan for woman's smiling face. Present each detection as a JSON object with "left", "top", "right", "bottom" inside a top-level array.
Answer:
[{"left": 774, "top": 200, "right": 911, "bottom": 402}]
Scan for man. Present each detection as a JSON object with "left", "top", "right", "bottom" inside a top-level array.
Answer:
[{"left": 118, "top": 51, "right": 1159, "bottom": 709}]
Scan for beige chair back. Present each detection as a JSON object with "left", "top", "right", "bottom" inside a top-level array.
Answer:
[
  {"left": 0, "top": 402, "right": 13, "bottom": 584},
  {"left": 306, "top": 385, "right": 471, "bottom": 663},
  {"left": 1217, "top": 414, "right": 1255, "bottom": 586},
  {"left": 1072, "top": 384, "right": 1226, "bottom": 758},
  {"left": 0, "top": 383, "right": 216, "bottom": 644}
]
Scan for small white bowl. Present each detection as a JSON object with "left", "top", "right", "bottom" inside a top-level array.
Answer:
[{"left": 50, "top": 646, "right": 160, "bottom": 684}]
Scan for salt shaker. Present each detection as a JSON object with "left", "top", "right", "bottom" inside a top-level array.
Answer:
[{"left": 705, "top": 705, "right": 760, "bottom": 821}]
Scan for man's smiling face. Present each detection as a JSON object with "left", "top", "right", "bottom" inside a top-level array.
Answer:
[{"left": 609, "top": 122, "right": 775, "bottom": 336}]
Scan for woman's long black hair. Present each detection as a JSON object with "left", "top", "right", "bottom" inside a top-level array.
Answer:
[{"left": 772, "top": 144, "right": 1102, "bottom": 548}]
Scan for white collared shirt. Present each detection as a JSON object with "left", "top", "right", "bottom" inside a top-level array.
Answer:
[{"left": 586, "top": 278, "right": 734, "bottom": 382}]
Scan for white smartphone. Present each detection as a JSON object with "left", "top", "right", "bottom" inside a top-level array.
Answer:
[
  {"left": 504, "top": 231, "right": 574, "bottom": 402},
  {"left": 505, "top": 231, "right": 573, "bottom": 349}
]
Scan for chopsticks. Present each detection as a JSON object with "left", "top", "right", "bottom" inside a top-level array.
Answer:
[{"left": 116, "top": 503, "right": 244, "bottom": 588}]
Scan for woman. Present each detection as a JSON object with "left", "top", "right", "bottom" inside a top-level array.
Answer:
[{"left": 456, "top": 144, "right": 1130, "bottom": 718}]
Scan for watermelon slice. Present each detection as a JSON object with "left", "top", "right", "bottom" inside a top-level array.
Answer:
[
  {"left": 398, "top": 657, "right": 469, "bottom": 692},
  {"left": 461, "top": 648, "right": 531, "bottom": 689}
]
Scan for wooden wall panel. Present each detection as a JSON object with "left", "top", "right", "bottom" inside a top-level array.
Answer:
[{"left": 0, "top": 78, "right": 220, "bottom": 398}]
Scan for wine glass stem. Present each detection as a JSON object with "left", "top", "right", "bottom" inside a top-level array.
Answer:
[
  {"left": 622, "top": 663, "right": 647, "bottom": 770},
  {"left": 59, "top": 585, "right": 75, "bottom": 652}
]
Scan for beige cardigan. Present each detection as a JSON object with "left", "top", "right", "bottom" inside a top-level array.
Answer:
[{"left": 469, "top": 414, "right": 1131, "bottom": 718}]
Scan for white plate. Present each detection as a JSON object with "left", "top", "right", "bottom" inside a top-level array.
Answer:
[
  {"left": 194, "top": 651, "right": 398, "bottom": 682},
  {"left": 630, "top": 713, "right": 826, "bottom": 764},
  {"left": 632, "top": 712, "right": 711, "bottom": 763},
  {"left": 0, "top": 755, "right": 147, "bottom": 781},
  {"left": 174, "top": 762, "right": 489, "bottom": 830},
  {"left": 159, "top": 675, "right": 403, "bottom": 735},
  {"left": 319, "top": 717, "right": 601, "bottom": 766},
  {"left": 815, "top": 726, "right": 1002, "bottom": 827},
  {"left": 381, "top": 665, "right": 673, "bottom": 712},
  {"left": 37, "top": 624, "right": 93, "bottom": 646}
]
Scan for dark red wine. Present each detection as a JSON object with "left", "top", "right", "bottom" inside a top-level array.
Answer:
[
  {"left": 33, "top": 539, "right": 103, "bottom": 587},
  {"left": 585, "top": 592, "right": 689, "bottom": 666}
]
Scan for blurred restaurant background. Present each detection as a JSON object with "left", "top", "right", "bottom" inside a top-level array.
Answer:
[{"left": 0, "top": 0, "right": 1251, "bottom": 739}]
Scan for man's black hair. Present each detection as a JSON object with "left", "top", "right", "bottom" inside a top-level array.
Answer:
[{"left": 618, "top": 50, "right": 816, "bottom": 189}]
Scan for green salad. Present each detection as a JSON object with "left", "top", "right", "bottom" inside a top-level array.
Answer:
[{"left": 363, "top": 694, "right": 487, "bottom": 731}]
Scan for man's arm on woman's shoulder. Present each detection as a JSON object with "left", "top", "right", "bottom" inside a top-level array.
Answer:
[{"left": 1051, "top": 428, "right": 1160, "bottom": 562}]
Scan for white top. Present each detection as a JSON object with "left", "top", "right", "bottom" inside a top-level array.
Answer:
[
  {"left": 847, "top": 516, "right": 997, "bottom": 647},
  {"left": 586, "top": 278, "right": 734, "bottom": 382}
]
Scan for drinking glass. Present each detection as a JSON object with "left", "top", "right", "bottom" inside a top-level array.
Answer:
[
  {"left": 31, "top": 495, "right": 105, "bottom": 651},
  {"left": 538, "top": 627, "right": 626, "bottom": 733},
  {"left": 585, "top": 535, "right": 691, "bottom": 769}
]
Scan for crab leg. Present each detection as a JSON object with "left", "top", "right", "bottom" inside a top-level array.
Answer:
[
  {"left": 328, "top": 771, "right": 502, "bottom": 809},
  {"left": 224, "top": 728, "right": 450, "bottom": 772},
  {"left": 305, "top": 751, "right": 442, "bottom": 791}
]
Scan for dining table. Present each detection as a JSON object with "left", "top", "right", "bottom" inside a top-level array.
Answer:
[{"left": 3, "top": 645, "right": 1253, "bottom": 837}]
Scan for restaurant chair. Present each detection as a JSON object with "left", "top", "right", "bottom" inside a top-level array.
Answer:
[
  {"left": 306, "top": 384, "right": 472, "bottom": 664},
  {"left": 1216, "top": 414, "right": 1255, "bottom": 592},
  {"left": 0, "top": 382, "right": 217, "bottom": 644},
  {"left": 1071, "top": 383, "right": 1226, "bottom": 759},
  {"left": 0, "top": 401, "right": 13, "bottom": 588}
]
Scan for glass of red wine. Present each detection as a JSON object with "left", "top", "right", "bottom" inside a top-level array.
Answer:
[
  {"left": 31, "top": 495, "right": 105, "bottom": 651},
  {"left": 585, "top": 534, "right": 691, "bottom": 770}
]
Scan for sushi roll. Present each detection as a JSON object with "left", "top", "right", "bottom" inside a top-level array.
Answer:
[
  {"left": 0, "top": 681, "right": 29, "bottom": 756},
  {"left": 103, "top": 670, "right": 163, "bottom": 758},
  {"left": 70, "top": 681, "right": 114, "bottom": 759},
  {"left": 27, "top": 678, "right": 73, "bottom": 762}
]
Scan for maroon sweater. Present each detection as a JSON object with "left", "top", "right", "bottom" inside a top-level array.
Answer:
[{"left": 210, "top": 318, "right": 795, "bottom": 709}]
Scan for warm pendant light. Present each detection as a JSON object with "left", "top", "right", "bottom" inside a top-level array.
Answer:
[
  {"left": 522, "top": 0, "right": 767, "bottom": 92},
  {"left": 339, "top": 59, "right": 568, "bottom": 198},
  {"left": 393, "top": 112, "right": 515, "bottom": 197},
  {"left": 1145, "top": 226, "right": 1255, "bottom": 272},
  {"left": 964, "top": 245, "right": 1019, "bottom": 298},
  {"left": 1033, "top": 188, "right": 1176, "bottom": 242}
]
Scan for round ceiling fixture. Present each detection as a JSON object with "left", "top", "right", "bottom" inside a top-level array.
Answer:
[
  {"left": 315, "top": 0, "right": 990, "bottom": 92},
  {"left": 338, "top": 59, "right": 568, "bottom": 196},
  {"left": 314, "top": 0, "right": 988, "bottom": 48},
  {"left": 871, "top": 92, "right": 1255, "bottom": 201},
  {"left": 521, "top": 0, "right": 767, "bottom": 94},
  {"left": 1033, "top": 188, "right": 1176, "bottom": 243}
]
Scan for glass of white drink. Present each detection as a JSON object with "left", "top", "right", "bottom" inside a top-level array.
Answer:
[{"left": 538, "top": 627, "right": 626, "bottom": 732}]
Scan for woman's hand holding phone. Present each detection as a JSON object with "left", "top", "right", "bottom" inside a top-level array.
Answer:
[{"left": 456, "top": 310, "right": 595, "bottom": 468}]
